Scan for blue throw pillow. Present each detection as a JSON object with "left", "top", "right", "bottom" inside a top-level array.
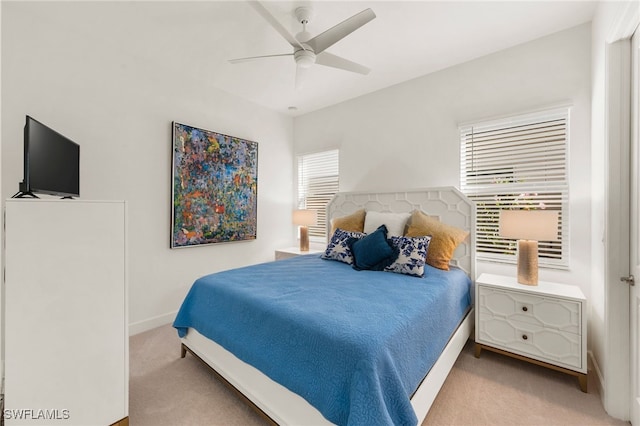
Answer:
[{"left": 348, "top": 225, "right": 399, "bottom": 271}]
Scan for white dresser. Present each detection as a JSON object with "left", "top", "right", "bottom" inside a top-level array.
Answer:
[
  {"left": 3, "top": 199, "right": 129, "bottom": 425},
  {"left": 474, "top": 273, "right": 587, "bottom": 392}
]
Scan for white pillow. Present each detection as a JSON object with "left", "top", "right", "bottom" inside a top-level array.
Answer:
[{"left": 363, "top": 211, "right": 410, "bottom": 237}]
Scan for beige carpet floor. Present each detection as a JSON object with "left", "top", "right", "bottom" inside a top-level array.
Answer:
[{"left": 130, "top": 324, "right": 629, "bottom": 426}]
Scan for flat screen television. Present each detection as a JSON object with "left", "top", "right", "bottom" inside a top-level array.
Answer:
[{"left": 15, "top": 116, "right": 80, "bottom": 199}]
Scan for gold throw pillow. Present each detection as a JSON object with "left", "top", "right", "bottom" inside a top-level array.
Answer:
[
  {"left": 330, "top": 209, "right": 366, "bottom": 236},
  {"left": 405, "top": 210, "right": 469, "bottom": 270}
]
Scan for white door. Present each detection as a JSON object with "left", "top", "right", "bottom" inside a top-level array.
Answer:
[{"left": 630, "top": 26, "right": 640, "bottom": 426}]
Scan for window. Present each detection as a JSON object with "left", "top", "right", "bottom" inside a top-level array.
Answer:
[
  {"left": 297, "top": 149, "right": 339, "bottom": 239},
  {"left": 459, "top": 108, "right": 569, "bottom": 268}
]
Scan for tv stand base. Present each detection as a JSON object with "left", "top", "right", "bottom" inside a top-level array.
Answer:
[{"left": 11, "top": 191, "right": 38, "bottom": 198}]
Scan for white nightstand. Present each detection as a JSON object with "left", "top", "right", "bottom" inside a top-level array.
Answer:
[
  {"left": 474, "top": 273, "right": 587, "bottom": 392},
  {"left": 274, "top": 246, "right": 324, "bottom": 260}
]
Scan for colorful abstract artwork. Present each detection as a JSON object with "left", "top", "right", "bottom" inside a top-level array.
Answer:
[{"left": 171, "top": 122, "right": 258, "bottom": 248}]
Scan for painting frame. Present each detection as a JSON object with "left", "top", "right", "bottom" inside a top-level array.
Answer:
[{"left": 171, "top": 121, "right": 258, "bottom": 248}]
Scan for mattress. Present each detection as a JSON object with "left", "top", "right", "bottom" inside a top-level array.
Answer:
[{"left": 173, "top": 254, "right": 472, "bottom": 426}]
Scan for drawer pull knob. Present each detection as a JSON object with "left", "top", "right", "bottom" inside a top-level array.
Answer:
[
  {"left": 522, "top": 306, "right": 528, "bottom": 312},
  {"left": 522, "top": 335, "right": 528, "bottom": 340}
]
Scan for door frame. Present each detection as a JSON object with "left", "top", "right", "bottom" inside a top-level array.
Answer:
[
  {"left": 603, "top": 1, "right": 639, "bottom": 420},
  {"left": 630, "top": 26, "right": 640, "bottom": 426},
  {"left": 604, "top": 37, "right": 631, "bottom": 421}
]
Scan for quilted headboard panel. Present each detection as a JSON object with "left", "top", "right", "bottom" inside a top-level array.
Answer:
[{"left": 326, "top": 187, "right": 476, "bottom": 278}]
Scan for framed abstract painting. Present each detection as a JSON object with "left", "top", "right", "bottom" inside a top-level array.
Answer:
[{"left": 171, "top": 122, "right": 258, "bottom": 248}]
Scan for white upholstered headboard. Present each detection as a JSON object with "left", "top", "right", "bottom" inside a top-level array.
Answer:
[{"left": 326, "top": 187, "right": 476, "bottom": 278}]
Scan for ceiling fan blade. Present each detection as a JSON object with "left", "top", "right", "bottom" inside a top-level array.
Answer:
[
  {"left": 315, "top": 52, "right": 370, "bottom": 75},
  {"left": 306, "top": 8, "right": 376, "bottom": 55},
  {"left": 229, "top": 53, "right": 293, "bottom": 64},
  {"left": 295, "top": 65, "right": 308, "bottom": 90},
  {"left": 248, "top": 1, "right": 308, "bottom": 51}
]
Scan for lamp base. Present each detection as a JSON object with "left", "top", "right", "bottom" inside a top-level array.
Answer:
[
  {"left": 517, "top": 240, "right": 538, "bottom": 285},
  {"left": 299, "top": 226, "right": 309, "bottom": 252}
]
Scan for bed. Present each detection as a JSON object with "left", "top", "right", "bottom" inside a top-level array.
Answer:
[{"left": 174, "top": 187, "right": 476, "bottom": 425}]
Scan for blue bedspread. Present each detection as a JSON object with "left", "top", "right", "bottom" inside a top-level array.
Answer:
[{"left": 173, "top": 255, "right": 471, "bottom": 426}]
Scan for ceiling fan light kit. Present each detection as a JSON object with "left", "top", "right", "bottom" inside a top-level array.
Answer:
[
  {"left": 294, "top": 49, "right": 316, "bottom": 68},
  {"left": 231, "top": 1, "right": 376, "bottom": 88}
]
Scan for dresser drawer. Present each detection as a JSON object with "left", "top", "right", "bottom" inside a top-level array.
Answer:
[
  {"left": 478, "top": 286, "right": 581, "bottom": 335},
  {"left": 477, "top": 316, "right": 582, "bottom": 370}
]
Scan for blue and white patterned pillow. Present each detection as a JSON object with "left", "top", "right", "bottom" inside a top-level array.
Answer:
[
  {"left": 322, "top": 228, "right": 365, "bottom": 265},
  {"left": 384, "top": 235, "right": 432, "bottom": 277}
]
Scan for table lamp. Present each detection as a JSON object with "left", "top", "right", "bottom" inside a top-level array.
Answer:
[
  {"left": 293, "top": 209, "right": 317, "bottom": 251},
  {"left": 499, "top": 210, "right": 559, "bottom": 285}
]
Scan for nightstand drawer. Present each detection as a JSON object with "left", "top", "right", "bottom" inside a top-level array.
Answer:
[
  {"left": 478, "top": 316, "right": 582, "bottom": 370},
  {"left": 275, "top": 251, "right": 298, "bottom": 260},
  {"left": 275, "top": 247, "right": 324, "bottom": 261},
  {"left": 478, "top": 286, "right": 581, "bottom": 335}
]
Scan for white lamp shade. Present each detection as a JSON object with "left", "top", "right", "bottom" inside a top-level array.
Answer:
[
  {"left": 499, "top": 210, "right": 559, "bottom": 241},
  {"left": 292, "top": 209, "right": 317, "bottom": 226}
]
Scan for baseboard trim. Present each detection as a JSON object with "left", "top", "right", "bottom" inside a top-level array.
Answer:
[
  {"left": 588, "top": 350, "right": 605, "bottom": 403},
  {"left": 129, "top": 311, "right": 177, "bottom": 336}
]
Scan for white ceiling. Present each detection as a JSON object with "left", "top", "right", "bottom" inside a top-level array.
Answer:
[{"left": 69, "top": 1, "right": 598, "bottom": 117}]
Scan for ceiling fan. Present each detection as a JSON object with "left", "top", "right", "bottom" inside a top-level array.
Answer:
[{"left": 229, "top": 1, "right": 376, "bottom": 89}]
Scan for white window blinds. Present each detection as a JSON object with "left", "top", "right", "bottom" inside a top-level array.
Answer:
[
  {"left": 297, "top": 149, "right": 339, "bottom": 239},
  {"left": 460, "top": 108, "right": 569, "bottom": 268}
]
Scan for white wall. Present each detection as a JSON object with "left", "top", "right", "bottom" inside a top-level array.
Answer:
[
  {"left": 1, "top": 2, "right": 295, "bottom": 334},
  {"left": 294, "top": 24, "right": 592, "bottom": 296},
  {"left": 590, "top": 0, "right": 618, "bottom": 410}
]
